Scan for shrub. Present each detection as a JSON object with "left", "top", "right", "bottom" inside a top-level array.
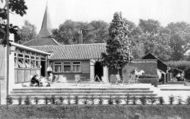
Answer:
[
  {"left": 44, "top": 97, "right": 49, "bottom": 105},
  {"left": 83, "top": 96, "right": 88, "bottom": 105},
  {"left": 169, "top": 96, "right": 174, "bottom": 105},
  {"left": 67, "top": 95, "right": 71, "bottom": 105},
  {"left": 115, "top": 97, "right": 121, "bottom": 105},
  {"left": 34, "top": 97, "right": 39, "bottom": 105},
  {"left": 139, "top": 96, "right": 147, "bottom": 105},
  {"left": 18, "top": 96, "right": 22, "bottom": 105},
  {"left": 149, "top": 96, "right": 156, "bottom": 105},
  {"left": 6, "top": 96, "right": 13, "bottom": 105},
  {"left": 59, "top": 97, "right": 64, "bottom": 104},
  {"left": 125, "top": 94, "right": 130, "bottom": 105},
  {"left": 99, "top": 96, "right": 103, "bottom": 105},
  {"left": 158, "top": 97, "right": 164, "bottom": 105},
  {"left": 132, "top": 96, "right": 137, "bottom": 105},
  {"left": 177, "top": 96, "right": 182, "bottom": 105},
  {"left": 24, "top": 96, "right": 31, "bottom": 105},
  {"left": 50, "top": 95, "right": 56, "bottom": 104},
  {"left": 74, "top": 96, "right": 79, "bottom": 105},
  {"left": 186, "top": 96, "right": 190, "bottom": 105},
  {"left": 90, "top": 95, "right": 94, "bottom": 105},
  {"left": 108, "top": 96, "right": 113, "bottom": 105}
]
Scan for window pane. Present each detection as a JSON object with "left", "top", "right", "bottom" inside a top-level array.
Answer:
[
  {"left": 73, "top": 65, "right": 80, "bottom": 72},
  {"left": 64, "top": 65, "right": 71, "bottom": 72},
  {"left": 55, "top": 65, "right": 61, "bottom": 72}
]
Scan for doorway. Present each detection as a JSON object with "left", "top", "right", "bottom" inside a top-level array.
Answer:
[
  {"left": 41, "top": 61, "right": 46, "bottom": 77},
  {"left": 94, "top": 62, "right": 103, "bottom": 81}
]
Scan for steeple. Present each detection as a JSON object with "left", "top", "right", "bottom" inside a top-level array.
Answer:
[
  {"left": 38, "top": 2, "right": 52, "bottom": 38},
  {"left": 23, "top": 1, "right": 59, "bottom": 46}
]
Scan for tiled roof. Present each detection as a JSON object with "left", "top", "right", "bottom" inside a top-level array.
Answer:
[
  {"left": 32, "top": 43, "right": 106, "bottom": 60},
  {"left": 23, "top": 37, "right": 60, "bottom": 46}
]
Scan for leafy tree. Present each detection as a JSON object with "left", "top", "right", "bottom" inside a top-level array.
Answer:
[
  {"left": 0, "top": 0, "right": 27, "bottom": 45},
  {"left": 166, "top": 22, "right": 190, "bottom": 60},
  {"left": 138, "top": 19, "right": 172, "bottom": 61},
  {"left": 16, "top": 20, "right": 37, "bottom": 43},
  {"left": 102, "top": 12, "right": 131, "bottom": 78},
  {"left": 52, "top": 20, "right": 109, "bottom": 44}
]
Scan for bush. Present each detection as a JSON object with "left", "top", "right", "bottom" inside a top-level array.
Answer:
[
  {"left": 115, "top": 97, "right": 121, "bottom": 105},
  {"left": 139, "top": 96, "right": 147, "bottom": 105},
  {"left": 99, "top": 96, "right": 103, "bottom": 105},
  {"left": 50, "top": 95, "right": 56, "bottom": 104},
  {"left": 6, "top": 96, "right": 13, "bottom": 105},
  {"left": 158, "top": 97, "right": 164, "bottom": 105},
  {"left": 177, "top": 96, "right": 182, "bottom": 105},
  {"left": 90, "top": 95, "right": 94, "bottom": 105},
  {"left": 18, "top": 97, "right": 22, "bottom": 105},
  {"left": 169, "top": 96, "right": 174, "bottom": 105},
  {"left": 186, "top": 96, "right": 190, "bottom": 105},
  {"left": 108, "top": 96, "right": 113, "bottom": 105},
  {"left": 44, "top": 97, "right": 49, "bottom": 105},
  {"left": 132, "top": 96, "right": 137, "bottom": 105},
  {"left": 67, "top": 95, "right": 71, "bottom": 105},
  {"left": 34, "top": 97, "right": 39, "bottom": 105},
  {"left": 74, "top": 96, "right": 79, "bottom": 105},
  {"left": 149, "top": 96, "right": 156, "bottom": 105},
  {"left": 59, "top": 97, "right": 64, "bottom": 104},
  {"left": 24, "top": 96, "right": 31, "bottom": 105},
  {"left": 125, "top": 94, "right": 130, "bottom": 105}
]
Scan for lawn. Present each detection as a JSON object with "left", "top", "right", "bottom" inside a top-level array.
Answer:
[{"left": 0, "top": 105, "right": 189, "bottom": 119}]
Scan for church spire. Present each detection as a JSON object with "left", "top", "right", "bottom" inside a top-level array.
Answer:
[{"left": 38, "top": 1, "right": 52, "bottom": 38}]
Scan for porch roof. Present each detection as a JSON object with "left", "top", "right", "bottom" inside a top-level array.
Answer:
[
  {"left": 11, "top": 42, "right": 50, "bottom": 55},
  {"left": 31, "top": 43, "right": 106, "bottom": 60}
]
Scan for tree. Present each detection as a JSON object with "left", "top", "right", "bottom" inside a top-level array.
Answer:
[
  {"left": 102, "top": 12, "right": 131, "bottom": 78},
  {"left": 52, "top": 20, "right": 109, "bottom": 44},
  {"left": 0, "top": 0, "right": 27, "bottom": 45},
  {"left": 138, "top": 19, "right": 172, "bottom": 61},
  {"left": 16, "top": 20, "right": 37, "bottom": 43},
  {"left": 166, "top": 22, "right": 190, "bottom": 60}
]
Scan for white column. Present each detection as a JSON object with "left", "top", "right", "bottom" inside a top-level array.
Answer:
[
  {"left": 90, "top": 59, "right": 95, "bottom": 82},
  {"left": 102, "top": 66, "right": 109, "bottom": 83}
]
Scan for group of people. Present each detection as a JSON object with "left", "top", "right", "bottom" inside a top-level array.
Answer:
[{"left": 30, "top": 66, "right": 55, "bottom": 87}]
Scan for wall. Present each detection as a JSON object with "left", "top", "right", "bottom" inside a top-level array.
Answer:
[{"left": 53, "top": 60, "right": 90, "bottom": 82}]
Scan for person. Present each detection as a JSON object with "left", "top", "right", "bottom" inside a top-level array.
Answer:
[
  {"left": 47, "top": 66, "right": 53, "bottom": 77},
  {"left": 30, "top": 75, "right": 40, "bottom": 87}
]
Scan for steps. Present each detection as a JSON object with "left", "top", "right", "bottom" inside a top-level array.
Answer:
[{"left": 10, "top": 84, "right": 157, "bottom": 99}]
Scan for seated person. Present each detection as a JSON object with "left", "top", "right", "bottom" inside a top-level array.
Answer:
[
  {"left": 39, "top": 77, "right": 50, "bottom": 87},
  {"left": 30, "top": 75, "right": 40, "bottom": 87}
]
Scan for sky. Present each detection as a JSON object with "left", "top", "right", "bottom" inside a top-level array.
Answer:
[{"left": 10, "top": 0, "right": 190, "bottom": 33}]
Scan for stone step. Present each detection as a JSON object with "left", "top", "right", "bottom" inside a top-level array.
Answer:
[{"left": 10, "top": 93, "right": 157, "bottom": 98}]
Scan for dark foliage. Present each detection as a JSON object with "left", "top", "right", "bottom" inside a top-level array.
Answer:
[
  {"left": 158, "top": 97, "right": 164, "bottom": 105},
  {"left": 24, "top": 96, "right": 31, "bottom": 105},
  {"left": 18, "top": 96, "right": 22, "bottom": 105},
  {"left": 169, "top": 96, "right": 174, "bottom": 105},
  {"left": 34, "top": 97, "right": 39, "bottom": 105},
  {"left": 139, "top": 96, "right": 147, "bottom": 105},
  {"left": 6, "top": 95, "right": 13, "bottom": 105}
]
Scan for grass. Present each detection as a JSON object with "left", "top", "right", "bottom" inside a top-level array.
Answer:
[{"left": 0, "top": 105, "right": 189, "bottom": 119}]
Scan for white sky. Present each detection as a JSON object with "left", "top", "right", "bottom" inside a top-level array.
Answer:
[{"left": 10, "top": 0, "right": 190, "bottom": 32}]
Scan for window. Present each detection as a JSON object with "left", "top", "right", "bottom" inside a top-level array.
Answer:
[
  {"left": 54, "top": 62, "right": 62, "bottom": 72},
  {"left": 25, "top": 55, "right": 30, "bottom": 68},
  {"left": 73, "top": 62, "right": 81, "bottom": 72},
  {"left": 63, "top": 62, "right": 71, "bottom": 72}
]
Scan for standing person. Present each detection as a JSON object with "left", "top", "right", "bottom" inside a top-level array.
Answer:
[{"left": 47, "top": 65, "right": 53, "bottom": 77}]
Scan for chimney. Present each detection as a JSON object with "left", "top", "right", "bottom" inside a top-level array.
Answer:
[{"left": 78, "top": 30, "right": 83, "bottom": 44}]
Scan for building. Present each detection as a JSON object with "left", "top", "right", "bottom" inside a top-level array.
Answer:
[
  {"left": 23, "top": 5, "right": 109, "bottom": 83},
  {"left": 0, "top": 36, "right": 50, "bottom": 104}
]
